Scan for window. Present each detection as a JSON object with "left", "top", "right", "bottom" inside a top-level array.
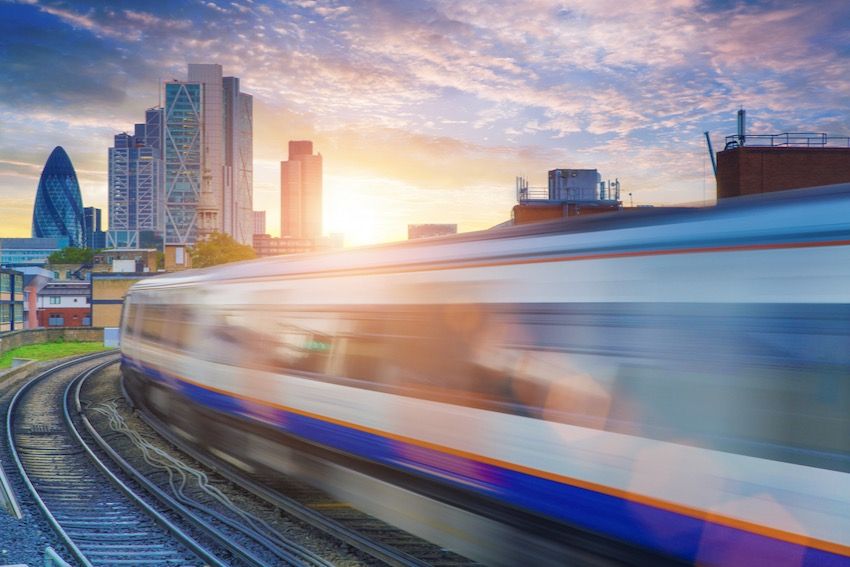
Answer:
[{"left": 49, "top": 296, "right": 61, "bottom": 305}]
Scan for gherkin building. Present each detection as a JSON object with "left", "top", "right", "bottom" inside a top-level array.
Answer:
[{"left": 32, "top": 146, "right": 84, "bottom": 247}]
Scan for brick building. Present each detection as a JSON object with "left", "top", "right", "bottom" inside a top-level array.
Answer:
[
  {"left": 36, "top": 282, "right": 91, "bottom": 327},
  {"left": 717, "top": 145, "right": 850, "bottom": 199}
]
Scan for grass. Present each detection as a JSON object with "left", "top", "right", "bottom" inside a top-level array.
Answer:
[{"left": 0, "top": 340, "right": 110, "bottom": 369}]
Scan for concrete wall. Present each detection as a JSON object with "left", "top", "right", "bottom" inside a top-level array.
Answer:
[
  {"left": 717, "top": 147, "right": 850, "bottom": 199},
  {"left": 0, "top": 327, "right": 104, "bottom": 357}
]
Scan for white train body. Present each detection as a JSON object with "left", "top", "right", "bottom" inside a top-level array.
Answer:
[{"left": 122, "top": 185, "right": 850, "bottom": 565}]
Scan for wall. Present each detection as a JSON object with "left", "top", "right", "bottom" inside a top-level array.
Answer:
[
  {"left": 36, "top": 307, "right": 90, "bottom": 328},
  {"left": 716, "top": 147, "right": 850, "bottom": 199},
  {"left": 0, "top": 327, "right": 104, "bottom": 357}
]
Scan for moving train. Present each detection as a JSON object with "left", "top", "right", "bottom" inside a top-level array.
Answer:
[{"left": 120, "top": 184, "right": 850, "bottom": 566}]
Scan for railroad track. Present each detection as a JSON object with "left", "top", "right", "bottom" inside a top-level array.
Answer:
[
  {"left": 116, "top": 374, "right": 477, "bottom": 567},
  {"left": 6, "top": 352, "right": 215, "bottom": 566},
  {"left": 74, "top": 363, "right": 339, "bottom": 567},
  {"left": 8, "top": 353, "right": 340, "bottom": 567}
]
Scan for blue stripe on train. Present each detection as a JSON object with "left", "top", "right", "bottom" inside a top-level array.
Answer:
[{"left": 125, "top": 356, "right": 848, "bottom": 566}]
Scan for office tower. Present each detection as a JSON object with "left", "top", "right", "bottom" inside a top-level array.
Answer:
[
  {"left": 32, "top": 146, "right": 85, "bottom": 247},
  {"left": 161, "top": 80, "right": 203, "bottom": 246},
  {"left": 223, "top": 76, "right": 254, "bottom": 245},
  {"left": 83, "top": 207, "right": 106, "bottom": 249},
  {"left": 107, "top": 117, "right": 163, "bottom": 249},
  {"left": 253, "top": 211, "right": 266, "bottom": 235},
  {"left": 281, "top": 141, "right": 323, "bottom": 239},
  {"left": 187, "top": 64, "right": 224, "bottom": 240},
  {"left": 108, "top": 64, "right": 252, "bottom": 250}
]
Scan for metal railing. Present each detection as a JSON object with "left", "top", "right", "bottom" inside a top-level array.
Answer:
[{"left": 725, "top": 132, "right": 850, "bottom": 149}]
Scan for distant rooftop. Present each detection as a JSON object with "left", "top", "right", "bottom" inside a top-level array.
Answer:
[{"left": 0, "top": 237, "right": 69, "bottom": 249}]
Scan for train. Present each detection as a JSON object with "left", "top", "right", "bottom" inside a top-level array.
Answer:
[{"left": 120, "top": 184, "right": 850, "bottom": 566}]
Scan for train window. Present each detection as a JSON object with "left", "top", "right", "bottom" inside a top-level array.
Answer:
[
  {"left": 122, "top": 303, "right": 138, "bottom": 336},
  {"left": 139, "top": 305, "right": 169, "bottom": 343},
  {"left": 275, "top": 321, "right": 334, "bottom": 374}
]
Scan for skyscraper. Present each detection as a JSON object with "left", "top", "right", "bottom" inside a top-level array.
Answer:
[
  {"left": 108, "top": 64, "right": 253, "bottom": 251},
  {"left": 107, "top": 116, "right": 163, "bottom": 249},
  {"left": 162, "top": 80, "right": 203, "bottom": 246},
  {"left": 223, "top": 76, "right": 254, "bottom": 245},
  {"left": 83, "top": 207, "right": 106, "bottom": 249},
  {"left": 281, "top": 141, "right": 323, "bottom": 239},
  {"left": 32, "top": 146, "right": 84, "bottom": 247}
]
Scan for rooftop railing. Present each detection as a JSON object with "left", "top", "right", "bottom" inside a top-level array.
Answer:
[{"left": 725, "top": 132, "right": 850, "bottom": 149}]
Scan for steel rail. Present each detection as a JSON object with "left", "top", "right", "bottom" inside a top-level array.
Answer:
[
  {"left": 78, "top": 363, "right": 332, "bottom": 567},
  {"left": 6, "top": 351, "right": 218, "bottom": 567},
  {"left": 4, "top": 351, "right": 118, "bottom": 566},
  {"left": 126, "top": 373, "right": 432, "bottom": 567}
]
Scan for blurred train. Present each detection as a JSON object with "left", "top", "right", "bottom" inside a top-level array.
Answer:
[{"left": 121, "top": 184, "right": 850, "bottom": 566}]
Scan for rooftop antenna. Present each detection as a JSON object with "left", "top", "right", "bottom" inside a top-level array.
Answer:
[{"left": 737, "top": 108, "right": 746, "bottom": 146}]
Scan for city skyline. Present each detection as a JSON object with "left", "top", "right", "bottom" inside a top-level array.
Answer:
[{"left": 2, "top": 1, "right": 850, "bottom": 246}]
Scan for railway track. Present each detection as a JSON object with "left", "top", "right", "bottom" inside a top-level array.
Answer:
[
  {"left": 6, "top": 352, "right": 215, "bottom": 566},
  {"left": 116, "top": 374, "right": 478, "bottom": 567},
  {"left": 7, "top": 353, "right": 343, "bottom": 566},
  {"left": 75, "top": 363, "right": 339, "bottom": 567}
]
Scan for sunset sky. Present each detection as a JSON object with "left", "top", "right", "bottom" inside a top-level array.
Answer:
[{"left": 2, "top": 0, "right": 849, "bottom": 245}]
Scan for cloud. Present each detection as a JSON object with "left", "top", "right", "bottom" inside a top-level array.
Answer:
[{"left": 2, "top": 0, "right": 850, "bottom": 242}]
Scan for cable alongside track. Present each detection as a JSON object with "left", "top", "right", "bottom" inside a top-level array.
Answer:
[
  {"left": 118, "top": 374, "right": 478, "bottom": 567},
  {"left": 6, "top": 352, "right": 215, "bottom": 566},
  {"left": 75, "top": 365, "right": 338, "bottom": 567}
]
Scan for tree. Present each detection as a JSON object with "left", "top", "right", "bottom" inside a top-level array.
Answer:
[
  {"left": 189, "top": 232, "right": 256, "bottom": 268},
  {"left": 48, "top": 247, "right": 97, "bottom": 265}
]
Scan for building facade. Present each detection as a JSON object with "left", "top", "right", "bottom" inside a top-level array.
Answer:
[
  {"left": 109, "top": 65, "right": 253, "bottom": 252},
  {"left": 0, "top": 268, "right": 24, "bottom": 332},
  {"left": 223, "top": 76, "right": 254, "bottom": 245},
  {"left": 0, "top": 237, "right": 69, "bottom": 267},
  {"left": 281, "top": 140, "right": 323, "bottom": 239},
  {"left": 408, "top": 224, "right": 458, "bottom": 240},
  {"left": 253, "top": 233, "right": 338, "bottom": 257},
  {"left": 32, "top": 146, "right": 85, "bottom": 247},
  {"left": 253, "top": 211, "right": 266, "bottom": 235},
  {"left": 84, "top": 206, "right": 106, "bottom": 249},
  {"left": 107, "top": 116, "right": 164, "bottom": 250},
  {"left": 36, "top": 282, "right": 90, "bottom": 328}
]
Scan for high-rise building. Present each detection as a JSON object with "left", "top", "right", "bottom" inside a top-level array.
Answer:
[
  {"left": 108, "top": 64, "right": 253, "bottom": 251},
  {"left": 224, "top": 76, "right": 254, "bottom": 245},
  {"left": 253, "top": 211, "right": 266, "bottom": 235},
  {"left": 162, "top": 80, "right": 203, "bottom": 246},
  {"left": 187, "top": 64, "right": 224, "bottom": 241},
  {"left": 281, "top": 140, "right": 323, "bottom": 239},
  {"left": 107, "top": 109, "right": 164, "bottom": 249},
  {"left": 32, "top": 146, "right": 85, "bottom": 247},
  {"left": 83, "top": 207, "right": 106, "bottom": 249}
]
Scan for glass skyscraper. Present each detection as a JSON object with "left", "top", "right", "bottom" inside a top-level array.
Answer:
[
  {"left": 107, "top": 64, "right": 253, "bottom": 250},
  {"left": 107, "top": 117, "right": 164, "bottom": 249},
  {"left": 32, "top": 146, "right": 85, "bottom": 248},
  {"left": 163, "top": 81, "right": 202, "bottom": 245}
]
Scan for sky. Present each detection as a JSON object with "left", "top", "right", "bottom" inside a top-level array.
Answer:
[{"left": 1, "top": 0, "right": 849, "bottom": 246}]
